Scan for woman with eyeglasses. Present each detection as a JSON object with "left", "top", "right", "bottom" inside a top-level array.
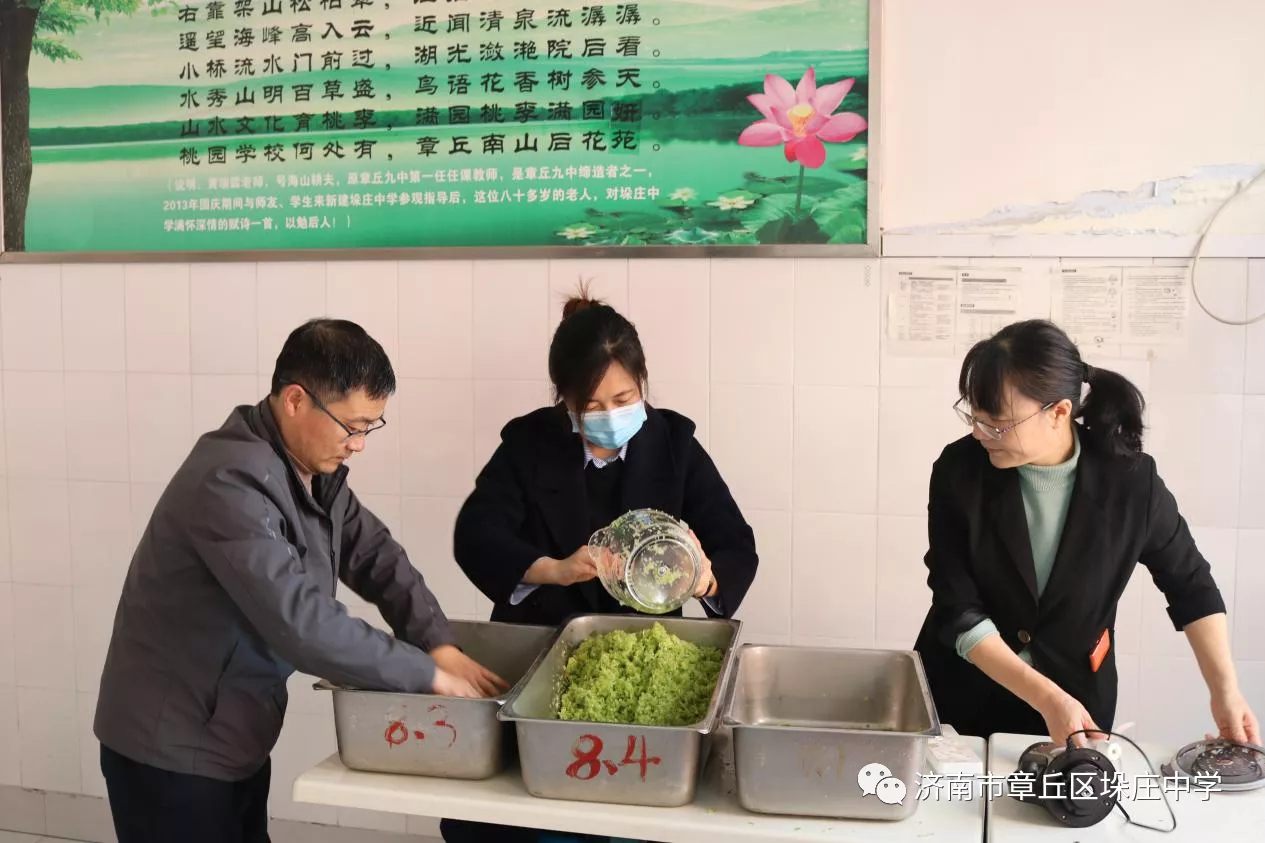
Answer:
[
  {"left": 440, "top": 290, "right": 759, "bottom": 843},
  {"left": 913, "top": 319, "right": 1259, "bottom": 748}
]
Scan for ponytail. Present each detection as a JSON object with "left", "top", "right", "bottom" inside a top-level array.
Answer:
[
  {"left": 1079, "top": 364, "right": 1146, "bottom": 459},
  {"left": 959, "top": 319, "right": 1148, "bottom": 461}
]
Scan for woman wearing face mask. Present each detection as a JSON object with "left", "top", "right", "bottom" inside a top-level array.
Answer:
[
  {"left": 452, "top": 290, "right": 758, "bottom": 629},
  {"left": 914, "top": 319, "right": 1259, "bottom": 749},
  {"left": 441, "top": 291, "right": 759, "bottom": 843}
]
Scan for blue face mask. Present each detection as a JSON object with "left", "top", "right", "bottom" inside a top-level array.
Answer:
[{"left": 571, "top": 401, "right": 647, "bottom": 450}]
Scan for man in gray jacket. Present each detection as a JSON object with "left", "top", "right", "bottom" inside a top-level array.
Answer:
[{"left": 94, "top": 318, "right": 505, "bottom": 843}]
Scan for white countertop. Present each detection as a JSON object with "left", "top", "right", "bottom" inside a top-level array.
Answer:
[
  {"left": 294, "top": 731, "right": 987, "bottom": 842},
  {"left": 987, "top": 732, "right": 1265, "bottom": 842}
]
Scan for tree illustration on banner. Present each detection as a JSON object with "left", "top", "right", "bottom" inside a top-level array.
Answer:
[{"left": 0, "top": 0, "right": 170, "bottom": 252}]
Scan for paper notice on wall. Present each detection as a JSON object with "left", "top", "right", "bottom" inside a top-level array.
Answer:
[
  {"left": 1051, "top": 265, "right": 1189, "bottom": 354},
  {"left": 1122, "top": 266, "right": 1190, "bottom": 346},
  {"left": 956, "top": 268, "right": 1022, "bottom": 344},
  {"left": 1051, "top": 267, "right": 1124, "bottom": 349},
  {"left": 885, "top": 267, "right": 957, "bottom": 356}
]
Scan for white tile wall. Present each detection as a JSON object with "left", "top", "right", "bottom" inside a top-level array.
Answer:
[
  {"left": 472, "top": 261, "right": 549, "bottom": 381},
  {"left": 1150, "top": 259, "right": 1247, "bottom": 395},
  {"left": 0, "top": 256, "right": 1261, "bottom": 838},
  {"left": 191, "top": 263, "right": 259, "bottom": 376},
  {"left": 256, "top": 262, "right": 328, "bottom": 374},
  {"left": 1246, "top": 260, "right": 1265, "bottom": 395},
  {"left": 710, "top": 382, "right": 794, "bottom": 512},
  {"left": 628, "top": 259, "right": 710, "bottom": 385},
  {"left": 13, "top": 585, "right": 75, "bottom": 691},
  {"left": 64, "top": 375, "right": 129, "bottom": 483},
  {"left": 76, "top": 692, "right": 105, "bottom": 799},
  {"left": 0, "top": 585, "right": 14, "bottom": 687},
  {"left": 793, "top": 386, "right": 879, "bottom": 514},
  {"left": 0, "top": 685, "right": 19, "bottom": 787},
  {"left": 547, "top": 258, "right": 629, "bottom": 336},
  {"left": 2, "top": 266, "right": 62, "bottom": 371},
  {"left": 126, "top": 374, "right": 193, "bottom": 485},
  {"left": 192, "top": 374, "right": 260, "bottom": 437},
  {"left": 61, "top": 266, "right": 125, "bottom": 373},
  {"left": 1242, "top": 397, "right": 1265, "bottom": 530},
  {"left": 794, "top": 259, "right": 880, "bottom": 386},
  {"left": 5, "top": 373, "right": 66, "bottom": 480},
  {"left": 471, "top": 379, "right": 551, "bottom": 470},
  {"left": 17, "top": 688, "right": 81, "bottom": 793},
  {"left": 397, "top": 380, "right": 474, "bottom": 498},
  {"left": 791, "top": 513, "right": 877, "bottom": 643},
  {"left": 710, "top": 259, "right": 795, "bottom": 385},
  {"left": 9, "top": 479, "right": 71, "bottom": 586},
  {"left": 123, "top": 264, "right": 190, "bottom": 373},
  {"left": 326, "top": 262, "right": 400, "bottom": 363},
  {"left": 397, "top": 261, "right": 473, "bottom": 380}
]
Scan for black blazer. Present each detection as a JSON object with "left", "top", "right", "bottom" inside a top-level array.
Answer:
[
  {"left": 453, "top": 403, "right": 759, "bottom": 626},
  {"left": 913, "top": 427, "right": 1226, "bottom": 736}
]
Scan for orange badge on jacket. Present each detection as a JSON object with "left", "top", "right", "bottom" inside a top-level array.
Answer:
[{"left": 1090, "top": 629, "right": 1111, "bottom": 673}]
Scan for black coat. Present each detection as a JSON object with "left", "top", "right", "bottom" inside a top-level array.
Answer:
[
  {"left": 913, "top": 428, "right": 1226, "bottom": 738},
  {"left": 453, "top": 404, "right": 759, "bottom": 626}
]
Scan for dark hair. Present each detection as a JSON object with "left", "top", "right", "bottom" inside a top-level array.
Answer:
[
  {"left": 270, "top": 318, "right": 396, "bottom": 402},
  {"left": 548, "top": 283, "right": 648, "bottom": 416},
  {"left": 958, "top": 319, "right": 1146, "bottom": 459}
]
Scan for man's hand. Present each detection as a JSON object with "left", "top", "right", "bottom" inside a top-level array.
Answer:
[
  {"left": 430, "top": 668, "right": 482, "bottom": 699},
  {"left": 430, "top": 645, "right": 510, "bottom": 698}
]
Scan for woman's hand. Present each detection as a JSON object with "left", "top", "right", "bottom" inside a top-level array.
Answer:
[
  {"left": 430, "top": 645, "right": 510, "bottom": 698},
  {"left": 524, "top": 548, "right": 599, "bottom": 587},
  {"left": 1210, "top": 686, "right": 1262, "bottom": 745},
  {"left": 687, "top": 529, "right": 718, "bottom": 600},
  {"left": 1182, "top": 615, "right": 1262, "bottom": 746},
  {"left": 1036, "top": 687, "right": 1102, "bottom": 747}
]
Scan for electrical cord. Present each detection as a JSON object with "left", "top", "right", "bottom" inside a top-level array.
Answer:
[
  {"left": 1067, "top": 729, "right": 1177, "bottom": 833},
  {"left": 1188, "top": 164, "right": 1265, "bottom": 326}
]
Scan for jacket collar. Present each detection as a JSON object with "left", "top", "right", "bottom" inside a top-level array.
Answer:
[
  {"left": 983, "top": 424, "right": 1106, "bottom": 608},
  {"left": 247, "top": 399, "right": 349, "bottom": 514}
]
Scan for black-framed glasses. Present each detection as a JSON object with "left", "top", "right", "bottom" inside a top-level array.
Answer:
[
  {"left": 287, "top": 382, "right": 387, "bottom": 442},
  {"left": 953, "top": 398, "right": 1054, "bottom": 441}
]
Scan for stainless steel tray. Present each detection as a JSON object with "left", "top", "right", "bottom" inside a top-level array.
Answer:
[
  {"left": 498, "top": 614, "right": 742, "bottom": 807},
  {"left": 316, "top": 620, "right": 557, "bottom": 780},
  {"left": 721, "top": 644, "right": 941, "bottom": 820}
]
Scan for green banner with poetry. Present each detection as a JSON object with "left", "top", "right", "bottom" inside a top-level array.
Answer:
[{"left": 0, "top": 0, "right": 871, "bottom": 254}]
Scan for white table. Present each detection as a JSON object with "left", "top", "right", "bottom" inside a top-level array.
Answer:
[
  {"left": 294, "top": 731, "right": 987, "bottom": 842},
  {"left": 987, "top": 732, "right": 1265, "bottom": 842}
]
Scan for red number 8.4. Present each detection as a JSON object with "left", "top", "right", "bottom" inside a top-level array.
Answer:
[{"left": 564, "top": 734, "right": 662, "bottom": 781}]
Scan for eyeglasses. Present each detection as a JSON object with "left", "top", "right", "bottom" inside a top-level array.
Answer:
[
  {"left": 953, "top": 398, "right": 1053, "bottom": 441},
  {"left": 287, "top": 382, "right": 387, "bottom": 442}
]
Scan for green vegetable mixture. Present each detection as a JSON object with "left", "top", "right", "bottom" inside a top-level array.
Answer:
[{"left": 556, "top": 623, "right": 724, "bottom": 727}]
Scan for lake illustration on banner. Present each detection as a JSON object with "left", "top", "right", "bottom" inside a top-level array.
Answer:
[{"left": 0, "top": 0, "right": 870, "bottom": 253}]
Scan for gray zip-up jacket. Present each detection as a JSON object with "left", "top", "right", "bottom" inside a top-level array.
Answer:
[{"left": 94, "top": 400, "right": 454, "bottom": 781}]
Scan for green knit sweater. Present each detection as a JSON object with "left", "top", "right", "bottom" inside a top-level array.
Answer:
[{"left": 955, "top": 429, "right": 1081, "bottom": 662}]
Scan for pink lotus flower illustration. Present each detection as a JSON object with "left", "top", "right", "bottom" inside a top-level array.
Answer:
[{"left": 738, "top": 68, "right": 867, "bottom": 169}]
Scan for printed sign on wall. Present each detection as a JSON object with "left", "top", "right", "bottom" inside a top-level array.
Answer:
[{"left": 0, "top": 0, "right": 873, "bottom": 255}]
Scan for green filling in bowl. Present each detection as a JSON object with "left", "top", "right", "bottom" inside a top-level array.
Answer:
[{"left": 556, "top": 623, "right": 724, "bottom": 727}]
